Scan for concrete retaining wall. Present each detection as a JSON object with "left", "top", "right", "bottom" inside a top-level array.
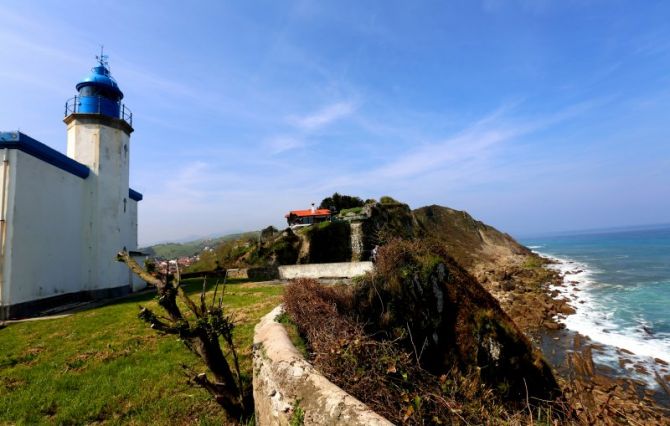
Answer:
[
  {"left": 278, "top": 262, "right": 373, "bottom": 280},
  {"left": 253, "top": 305, "right": 392, "bottom": 426}
]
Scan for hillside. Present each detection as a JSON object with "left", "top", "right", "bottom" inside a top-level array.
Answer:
[
  {"left": 413, "top": 204, "right": 531, "bottom": 268},
  {"left": 358, "top": 201, "right": 532, "bottom": 269},
  {"left": 140, "top": 231, "right": 260, "bottom": 259}
]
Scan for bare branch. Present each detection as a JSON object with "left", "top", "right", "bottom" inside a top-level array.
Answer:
[
  {"left": 138, "top": 306, "right": 179, "bottom": 334},
  {"left": 200, "top": 277, "right": 207, "bottom": 315},
  {"left": 117, "top": 251, "right": 162, "bottom": 287},
  {"left": 178, "top": 286, "right": 202, "bottom": 318},
  {"left": 211, "top": 279, "right": 220, "bottom": 310},
  {"left": 174, "top": 261, "right": 181, "bottom": 285},
  {"left": 118, "top": 254, "right": 246, "bottom": 419}
]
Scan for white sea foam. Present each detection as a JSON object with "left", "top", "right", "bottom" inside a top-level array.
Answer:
[
  {"left": 527, "top": 245, "right": 544, "bottom": 249},
  {"left": 533, "top": 250, "right": 670, "bottom": 388}
]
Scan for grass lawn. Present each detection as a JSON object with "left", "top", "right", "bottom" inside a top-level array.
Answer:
[{"left": 0, "top": 278, "right": 284, "bottom": 425}]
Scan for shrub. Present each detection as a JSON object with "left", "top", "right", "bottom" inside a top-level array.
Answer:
[
  {"left": 379, "top": 195, "right": 400, "bottom": 204},
  {"left": 318, "top": 192, "right": 364, "bottom": 212},
  {"left": 338, "top": 206, "right": 363, "bottom": 216},
  {"left": 260, "top": 225, "right": 279, "bottom": 242}
]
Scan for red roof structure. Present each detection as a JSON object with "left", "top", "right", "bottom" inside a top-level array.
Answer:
[{"left": 285, "top": 208, "right": 331, "bottom": 218}]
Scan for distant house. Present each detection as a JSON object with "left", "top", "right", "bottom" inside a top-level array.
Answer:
[{"left": 286, "top": 203, "right": 332, "bottom": 227}]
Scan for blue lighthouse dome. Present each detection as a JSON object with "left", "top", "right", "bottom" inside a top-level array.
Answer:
[
  {"left": 76, "top": 64, "right": 124, "bottom": 100},
  {"left": 71, "top": 54, "right": 125, "bottom": 118}
]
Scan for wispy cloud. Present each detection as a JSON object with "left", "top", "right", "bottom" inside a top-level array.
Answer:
[
  {"left": 265, "top": 135, "right": 306, "bottom": 154},
  {"left": 261, "top": 101, "right": 357, "bottom": 155},
  {"left": 315, "top": 98, "right": 604, "bottom": 194},
  {"left": 289, "top": 101, "right": 356, "bottom": 131}
]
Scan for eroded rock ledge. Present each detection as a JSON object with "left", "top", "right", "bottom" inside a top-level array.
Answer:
[{"left": 252, "top": 305, "right": 392, "bottom": 426}]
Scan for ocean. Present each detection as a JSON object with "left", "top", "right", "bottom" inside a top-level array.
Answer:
[{"left": 521, "top": 225, "right": 670, "bottom": 387}]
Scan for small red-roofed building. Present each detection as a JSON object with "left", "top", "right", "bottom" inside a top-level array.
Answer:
[{"left": 286, "top": 203, "right": 332, "bottom": 228}]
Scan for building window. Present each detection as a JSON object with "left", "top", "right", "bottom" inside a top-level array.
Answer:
[{"left": 123, "top": 198, "right": 127, "bottom": 213}]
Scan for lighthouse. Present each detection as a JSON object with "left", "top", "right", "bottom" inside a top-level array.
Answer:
[
  {"left": 0, "top": 53, "right": 143, "bottom": 319},
  {"left": 64, "top": 52, "right": 139, "bottom": 289}
]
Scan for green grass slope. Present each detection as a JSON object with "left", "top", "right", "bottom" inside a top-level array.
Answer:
[{"left": 0, "top": 278, "right": 282, "bottom": 425}]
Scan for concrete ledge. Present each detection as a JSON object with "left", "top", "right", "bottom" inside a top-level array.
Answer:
[
  {"left": 253, "top": 305, "right": 392, "bottom": 426},
  {"left": 278, "top": 262, "right": 373, "bottom": 280}
]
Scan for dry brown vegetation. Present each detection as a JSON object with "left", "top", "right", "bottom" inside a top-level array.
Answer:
[
  {"left": 284, "top": 279, "right": 544, "bottom": 424},
  {"left": 282, "top": 239, "right": 571, "bottom": 424}
]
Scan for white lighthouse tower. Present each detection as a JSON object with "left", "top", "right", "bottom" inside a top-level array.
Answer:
[{"left": 64, "top": 52, "right": 138, "bottom": 290}]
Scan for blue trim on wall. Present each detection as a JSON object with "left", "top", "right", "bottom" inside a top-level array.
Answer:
[
  {"left": 129, "top": 188, "right": 143, "bottom": 201},
  {"left": 0, "top": 131, "right": 90, "bottom": 179}
]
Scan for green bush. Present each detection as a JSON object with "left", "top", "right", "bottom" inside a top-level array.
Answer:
[
  {"left": 379, "top": 195, "right": 400, "bottom": 204},
  {"left": 318, "top": 192, "right": 364, "bottom": 212}
]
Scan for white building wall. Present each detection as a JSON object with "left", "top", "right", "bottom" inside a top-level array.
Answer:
[{"left": 2, "top": 150, "right": 85, "bottom": 305}]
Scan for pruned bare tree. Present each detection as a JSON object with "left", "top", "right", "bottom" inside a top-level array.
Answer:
[{"left": 116, "top": 252, "right": 247, "bottom": 420}]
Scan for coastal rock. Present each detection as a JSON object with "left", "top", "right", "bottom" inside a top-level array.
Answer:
[
  {"left": 634, "top": 364, "right": 648, "bottom": 374},
  {"left": 557, "top": 304, "right": 576, "bottom": 315},
  {"left": 543, "top": 321, "right": 561, "bottom": 330},
  {"left": 654, "top": 358, "right": 669, "bottom": 366}
]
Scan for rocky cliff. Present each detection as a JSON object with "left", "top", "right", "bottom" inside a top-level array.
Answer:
[{"left": 358, "top": 201, "right": 561, "bottom": 333}]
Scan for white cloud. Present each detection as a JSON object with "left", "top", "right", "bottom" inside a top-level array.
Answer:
[{"left": 290, "top": 101, "right": 356, "bottom": 131}]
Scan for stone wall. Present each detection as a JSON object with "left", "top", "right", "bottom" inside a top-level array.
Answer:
[
  {"left": 350, "top": 222, "right": 364, "bottom": 261},
  {"left": 277, "top": 262, "right": 373, "bottom": 280},
  {"left": 225, "top": 268, "right": 248, "bottom": 279},
  {"left": 253, "top": 305, "right": 392, "bottom": 426}
]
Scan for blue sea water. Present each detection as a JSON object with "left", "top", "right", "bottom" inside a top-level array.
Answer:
[{"left": 522, "top": 225, "right": 670, "bottom": 374}]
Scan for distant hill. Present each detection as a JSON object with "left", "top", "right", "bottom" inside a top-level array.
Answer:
[{"left": 140, "top": 231, "right": 260, "bottom": 259}]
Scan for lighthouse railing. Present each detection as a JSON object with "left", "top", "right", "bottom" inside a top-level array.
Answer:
[{"left": 64, "top": 96, "right": 133, "bottom": 127}]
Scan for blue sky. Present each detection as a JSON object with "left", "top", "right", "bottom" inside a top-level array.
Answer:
[{"left": 1, "top": 1, "right": 669, "bottom": 245}]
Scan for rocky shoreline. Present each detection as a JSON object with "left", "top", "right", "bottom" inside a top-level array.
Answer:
[{"left": 475, "top": 251, "right": 670, "bottom": 424}]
